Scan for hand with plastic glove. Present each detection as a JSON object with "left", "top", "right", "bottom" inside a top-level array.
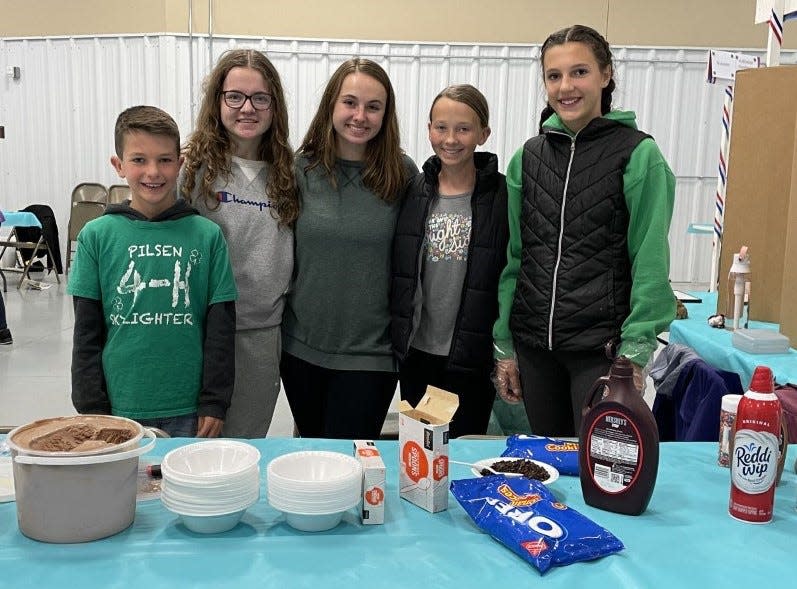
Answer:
[
  {"left": 493, "top": 358, "right": 523, "bottom": 404},
  {"left": 631, "top": 361, "right": 649, "bottom": 396}
]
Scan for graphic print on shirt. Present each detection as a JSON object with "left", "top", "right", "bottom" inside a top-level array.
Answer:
[
  {"left": 425, "top": 212, "right": 472, "bottom": 262},
  {"left": 109, "top": 243, "right": 202, "bottom": 326},
  {"left": 217, "top": 190, "right": 273, "bottom": 213}
]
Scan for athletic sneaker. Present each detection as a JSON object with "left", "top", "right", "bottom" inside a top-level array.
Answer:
[{"left": 0, "top": 328, "right": 12, "bottom": 345}]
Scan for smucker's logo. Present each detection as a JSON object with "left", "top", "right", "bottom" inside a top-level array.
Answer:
[{"left": 497, "top": 483, "right": 543, "bottom": 507}]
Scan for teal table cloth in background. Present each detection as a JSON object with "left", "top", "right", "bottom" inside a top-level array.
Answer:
[{"left": 669, "top": 291, "right": 796, "bottom": 386}]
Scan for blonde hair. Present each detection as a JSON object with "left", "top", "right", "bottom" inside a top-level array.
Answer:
[
  {"left": 298, "top": 58, "right": 407, "bottom": 203},
  {"left": 182, "top": 49, "right": 298, "bottom": 225},
  {"left": 429, "top": 84, "right": 490, "bottom": 128}
]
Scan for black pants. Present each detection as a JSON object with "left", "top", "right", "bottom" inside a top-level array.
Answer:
[
  {"left": 280, "top": 352, "right": 397, "bottom": 439},
  {"left": 399, "top": 347, "right": 496, "bottom": 438},
  {"left": 515, "top": 343, "right": 612, "bottom": 437}
]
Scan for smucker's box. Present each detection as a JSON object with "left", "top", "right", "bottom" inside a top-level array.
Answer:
[
  {"left": 398, "top": 386, "right": 459, "bottom": 513},
  {"left": 353, "top": 440, "right": 385, "bottom": 525}
]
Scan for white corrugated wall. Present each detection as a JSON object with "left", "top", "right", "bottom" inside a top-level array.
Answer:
[{"left": 1, "top": 34, "right": 793, "bottom": 282}]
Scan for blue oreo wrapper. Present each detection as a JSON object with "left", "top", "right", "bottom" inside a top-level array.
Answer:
[
  {"left": 450, "top": 476, "right": 623, "bottom": 574},
  {"left": 501, "top": 434, "right": 580, "bottom": 476}
]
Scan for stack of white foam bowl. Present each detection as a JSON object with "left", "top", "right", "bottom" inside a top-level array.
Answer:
[
  {"left": 267, "top": 451, "right": 363, "bottom": 532},
  {"left": 160, "top": 440, "right": 261, "bottom": 534}
]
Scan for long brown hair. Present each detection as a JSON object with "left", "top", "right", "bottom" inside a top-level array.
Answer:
[
  {"left": 538, "top": 25, "right": 616, "bottom": 131},
  {"left": 298, "top": 58, "right": 407, "bottom": 203},
  {"left": 182, "top": 49, "right": 299, "bottom": 225}
]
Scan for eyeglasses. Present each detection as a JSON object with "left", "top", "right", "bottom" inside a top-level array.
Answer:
[{"left": 221, "top": 91, "right": 274, "bottom": 111}]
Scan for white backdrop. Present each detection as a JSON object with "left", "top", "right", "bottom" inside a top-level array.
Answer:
[{"left": 1, "top": 34, "right": 794, "bottom": 282}]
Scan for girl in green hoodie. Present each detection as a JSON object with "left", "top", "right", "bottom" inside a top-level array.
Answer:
[{"left": 492, "top": 24, "right": 676, "bottom": 436}]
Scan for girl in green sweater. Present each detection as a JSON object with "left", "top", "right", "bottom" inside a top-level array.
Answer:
[{"left": 281, "top": 58, "right": 417, "bottom": 439}]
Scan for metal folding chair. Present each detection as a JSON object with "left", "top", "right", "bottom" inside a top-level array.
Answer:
[
  {"left": 71, "top": 182, "right": 108, "bottom": 205},
  {"left": 107, "top": 184, "right": 131, "bottom": 205},
  {"left": 64, "top": 201, "right": 106, "bottom": 275}
]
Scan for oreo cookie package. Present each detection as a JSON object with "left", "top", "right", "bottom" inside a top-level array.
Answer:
[
  {"left": 450, "top": 476, "right": 623, "bottom": 574},
  {"left": 501, "top": 434, "right": 580, "bottom": 476}
]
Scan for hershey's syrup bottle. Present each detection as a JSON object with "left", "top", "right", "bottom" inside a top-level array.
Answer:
[
  {"left": 729, "top": 365, "right": 781, "bottom": 524},
  {"left": 579, "top": 356, "right": 659, "bottom": 515}
]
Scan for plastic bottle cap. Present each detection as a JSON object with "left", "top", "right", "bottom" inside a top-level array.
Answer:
[
  {"left": 748, "top": 366, "right": 774, "bottom": 393},
  {"left": 721, "top": 394, "right": 743, "bottom": 413}
]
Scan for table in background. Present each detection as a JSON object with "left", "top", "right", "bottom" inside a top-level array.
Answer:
[
  {"left": 0, "top": 210, "right": 58, "bottom": 291},
  {"left": 1, "top": 437, "right": 795, "bottom": 588},
  {"left": 669, "top": 291, "right": 797, "bottom": 386}
]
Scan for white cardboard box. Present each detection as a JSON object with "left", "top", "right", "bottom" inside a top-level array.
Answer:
[
  {"left": 353, "top": 440, "right": 386, "bottom": 524},
  {"left": 398, "top": 386, "right": 459, "bottom": 513}
]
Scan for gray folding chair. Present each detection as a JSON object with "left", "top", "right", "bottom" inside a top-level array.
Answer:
[
  {"left": 71, "top": 182, "right": 108, "bottom": 205},
  {"left": 64, "top": 201, "right": 105, "bottom": 274},
  {"left": 107, "top": 184, "right": 131, "bottom": 205}
]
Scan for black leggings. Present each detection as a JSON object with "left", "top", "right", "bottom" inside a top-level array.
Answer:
[
  {"left": 280, "top": 352, "right": 397, "bottom": 439},
  {"left": 399, "top": 347, "right": 496, "bottom": 438},
  {"left": 515, "top": 343, "right": 612, "bottom": 437}
]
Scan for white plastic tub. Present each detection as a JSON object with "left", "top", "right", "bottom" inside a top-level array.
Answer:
[{"left": 10, "top": 428, "right": 155, "bottom": 543}]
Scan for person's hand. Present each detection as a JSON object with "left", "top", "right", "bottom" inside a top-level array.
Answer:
[
  {"left": 493, "top": 359, "right": 523, "bottom": 404},
  {"left": 631, "top": 362, "right": 647, "bottom": 395},
  {"left": 196, "top": 416, "right": 224, "bottom": 438}
]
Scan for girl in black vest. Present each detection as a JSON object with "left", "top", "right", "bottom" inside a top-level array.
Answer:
[
  {"left": 391, "top": 84, "right": 508, "bottom": 437},
  {"left": 493, "top": 25, "right": 676, "bottom": 436}
]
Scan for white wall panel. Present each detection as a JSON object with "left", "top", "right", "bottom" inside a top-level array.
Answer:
[{"left": 1, "top": 34, "right": 794, "bottom": 282}]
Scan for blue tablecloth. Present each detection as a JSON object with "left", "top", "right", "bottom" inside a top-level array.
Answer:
[
  {"left": 669, "top": 291, "right": 797, "bottom": 386},
  {"left": 1, "top": 437, "right": 796, "bottom": 588},
  {"left": 0, "top": 210, "right": 41, "bottom": 228}
]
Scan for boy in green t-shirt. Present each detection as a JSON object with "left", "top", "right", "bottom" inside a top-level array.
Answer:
[{"left": 69, "top": 105, "right": 238, "bottom": 437}]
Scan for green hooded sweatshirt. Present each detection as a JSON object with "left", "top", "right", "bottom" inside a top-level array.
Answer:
[{"left": 493, "top": 110, "right": 676, "bottom": 367}]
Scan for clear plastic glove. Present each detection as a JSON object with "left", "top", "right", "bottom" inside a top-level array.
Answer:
[
  {"left": 493, "top": 358, "right": 523, "bottom": 404},
  {"left": 631, "top": 361, "right": 649, "bottom": 396}
]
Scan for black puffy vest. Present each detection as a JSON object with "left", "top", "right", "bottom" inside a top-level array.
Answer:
[
  {"left": 510, "top": 118, "right": 649, "bottom": 352},
  {"left": 391, "top": 152, "right": 508, "bottom": 372}
]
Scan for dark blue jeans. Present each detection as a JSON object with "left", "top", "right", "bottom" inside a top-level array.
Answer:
[
  {"left": 0, "top": 291, "right": 7, "bottom": 330},
  {"left": 137, "top": 413, "right": 198, "bottom": 438}
]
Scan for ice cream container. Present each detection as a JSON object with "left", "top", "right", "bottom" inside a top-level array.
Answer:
[
  {"left": 8, "top": 419, "right": 155, "bottom": 543},
  {"left": 6, "top": 415, "right": 144, "bottom": 457}
]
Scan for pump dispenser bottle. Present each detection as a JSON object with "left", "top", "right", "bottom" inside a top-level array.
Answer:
[{"left": 579, "top": 356, "right": 659, "bottom": 515}]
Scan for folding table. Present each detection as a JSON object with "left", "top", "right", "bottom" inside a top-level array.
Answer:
[{"left": 0, "top": 209, "right": 61, "bottom": 291}]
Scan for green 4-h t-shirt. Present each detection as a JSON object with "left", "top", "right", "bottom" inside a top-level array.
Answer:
[{"left": 68, "top": 213, "right": 237, "bottom": 419}]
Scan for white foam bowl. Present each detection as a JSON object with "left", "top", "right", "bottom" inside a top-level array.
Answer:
[
  {"left": 162, "top": 471, "right": 260, "bottom": 498},
  {"left": 179, "top": 509, "right": 246, "bottom": 534},
  {"left": 163, "top": 465, "right": 259, "bottom": 488},
  {"left": 162, "top": 441, "right": 261, "bottom": 481},
  {"left": 268, "top": 492, "right": 359, "bottom": 514},
  {"left": 267, "top": 451, "right": 361, "bottom": 489},
  {"left": 282, "top": 509, "right": 348, "bottom": 532},
  {"left": 162, "top": 492, "right": 259, "bottom": 517}
]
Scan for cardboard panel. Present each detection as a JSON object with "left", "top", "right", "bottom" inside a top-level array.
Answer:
[
  {"left": 779, "top": 117, "right": 797, "bottom": 342},
  {"left": 718, "top": 66, "right": 797, "bottom": 323}
]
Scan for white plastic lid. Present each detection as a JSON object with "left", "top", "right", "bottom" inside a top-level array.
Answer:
[
  {"left": 0, "top": 457, "right": 14, "bottom": 503},
  {"left": 721, "top": 394, "right": 743, "bottom": 413}
]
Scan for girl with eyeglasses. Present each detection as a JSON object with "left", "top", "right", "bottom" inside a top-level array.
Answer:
[{"left": 181, "top": 49, "right": 299, "bottom": 438}]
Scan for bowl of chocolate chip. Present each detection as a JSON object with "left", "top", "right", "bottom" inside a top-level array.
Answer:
[{"left": 471, "top": 457, "right": 559, "bottom": 485}]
